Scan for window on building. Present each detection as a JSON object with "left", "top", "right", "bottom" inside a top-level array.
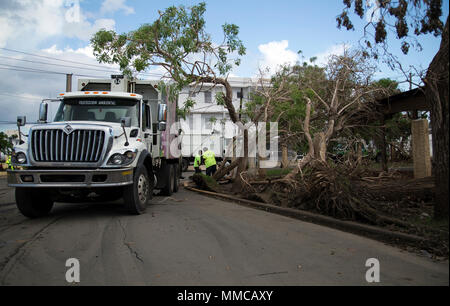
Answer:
[
  {"left": 203, "top": 114, "right": 216, "bottom": 131},
  {"left": 237, "top": 90, "right": 243, "bottom": 99},
  {"left": 204, "top": 91, "right": 212, "bottom": 103}
]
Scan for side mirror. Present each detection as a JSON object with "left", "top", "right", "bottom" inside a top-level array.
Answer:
[
  {"left": 17, "top": 116, "right": 26, "bottom": 127},
  {"left": 39, "top": 101, "right": 48, "bottom": 123},
  {"left": 158, "top": 122, "right": 166, "bottom": 131},
  {"left": 158, "top": 103, "right": 167, "bottom": 122},
  {"left": 120, "top": 117, "right": 131, "bottom": 127}
]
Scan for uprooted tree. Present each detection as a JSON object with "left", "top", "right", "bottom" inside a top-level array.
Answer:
[
  {"left": 336, "top": 0, "right": 448, "bottom": 220},
  {"left": 240, "top": 50, "right": 410, "bottom": 225},
  {"left": 271, "top": 50, "right": 389, "bottom": 180},
  {"left": 91, "top": 2, "right": 249, "bottom": 190}
]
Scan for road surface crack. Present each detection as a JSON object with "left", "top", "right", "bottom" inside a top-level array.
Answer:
[
  {"left": 117, "top": 219, "right": 144, "bottom": 264},
  {"left": 0, "top": 215, "right": 64, "bottom": 285}
]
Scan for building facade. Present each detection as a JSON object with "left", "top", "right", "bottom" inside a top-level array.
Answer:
[{"left": 178, "top": 77, "right": 257, "bottom": 158}]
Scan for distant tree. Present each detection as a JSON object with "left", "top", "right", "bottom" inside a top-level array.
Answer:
[
  {"left": 0, "top": 132, "right": 13, "bottom": 155},
  {"left": 336, "top": 0, "right": 448, "bottom": 220}
]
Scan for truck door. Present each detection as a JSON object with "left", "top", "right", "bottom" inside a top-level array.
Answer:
[{"left": 142, "top": 102, "right": 153, "bottom": 153}]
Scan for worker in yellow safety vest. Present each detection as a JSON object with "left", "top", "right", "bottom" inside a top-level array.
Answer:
[
  {"left": 202, "top": 147, "right": 216, "bottom": 176},
  {"left": 194, "top": 150, "right": 202, "bottom": 174},
  {"left": 5, "top": 155, "right": 14, "bottom": 170}
]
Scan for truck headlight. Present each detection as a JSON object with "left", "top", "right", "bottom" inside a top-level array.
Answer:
[
  {"left": 109, "top": 153, "right": 124, "bottom": 165},
  {"left": 15, "top": 152, "right": 27, "bottom": 164},
  {"left": 107, "top": 151, "right": 136, "bottom": 166}
]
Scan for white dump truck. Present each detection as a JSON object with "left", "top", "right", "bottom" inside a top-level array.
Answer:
[{"left": 7, "top": 76, "right": 182, "bottom": 218}]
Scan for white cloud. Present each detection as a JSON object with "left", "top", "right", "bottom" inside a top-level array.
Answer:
[
  {"left": 0, "top": 0, "right": 115, "bottom": 48},
  {"left": 100, "top": 0, "right": 135, "bottom": 16},
  {"left": 314, "top": 44, "right": 349, "bottom": 66},
  {"left": 257, "top": 40, "right": 299, "bottom": 74},
  {"left": 0, "top": 1, "right": 124, "bottom": 122}
]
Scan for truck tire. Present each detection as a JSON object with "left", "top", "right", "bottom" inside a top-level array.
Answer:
[
  {"left": 15, "top": 188, "right": 54, "bottom": 218},
  {"left": 181, "top": 158, "right": 189, "bottom": 172},
  {"left": 173, "top": 164, "right": 180, "bottom": 193},
  {"left": 161, "top": 163, "right": 174, "bottom": 196},
  {"left": 123, "top": 166, "right": 152, "bottom": 215}
]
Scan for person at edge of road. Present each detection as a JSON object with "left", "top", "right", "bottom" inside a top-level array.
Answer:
[
  {"left": 194, "top": 150, "right": 202, "bottom": 174},
  {"left": 202, "top": 147, "right": 216, "bottom": 176},
  {"left": 5, "top": 155, "right": 13, "bottom": 170}
]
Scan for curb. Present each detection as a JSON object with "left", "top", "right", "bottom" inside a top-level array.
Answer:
[{"left": 184, "top": 185, "right": 426, "bottom": 246}]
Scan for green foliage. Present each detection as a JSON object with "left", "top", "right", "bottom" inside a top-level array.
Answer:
[
  {"left": 91, "top": 2, "right": 245, "bottom": 123},
  {"left": 385, "top": 113, "right": 411, "bottom": 143},
  {"left": 215, "top": 92, "right": 225, "bottom": 106},
  {"left": 337, "top": 0, "right": 444, "bottom": 55},
  {"left": 91, "top": 2, "right": 245, "bottom": 80},
  {"left": 0, "top": 132, "right": 13, "bottom": 155},
  {"left": 192, "top": 173, "right": 219, "bottom": 191},
  {"left": 265, "top": 168, "right": 292, "bottom": 177},
  {"left": 176, "top": 98, "right": 195, "bottom": 120}
]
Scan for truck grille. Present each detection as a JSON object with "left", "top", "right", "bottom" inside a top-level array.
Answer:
[{"left": 31, "top": 129, "right": 106, "bottom": 163}]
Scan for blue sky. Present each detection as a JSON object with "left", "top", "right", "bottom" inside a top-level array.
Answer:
[
  {"left": 0, "top": 0, "right": 448, "bottom": 121},
  {"left": 81, "top": 0, "right": 448, "bottom": 82}
]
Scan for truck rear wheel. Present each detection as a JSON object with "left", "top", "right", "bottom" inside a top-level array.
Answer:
[
  {"left": 173, "top": 164, "right": 180, "bottom": 193},
  {"left": 161, "top": 163, "right": 174, "bottom": 196},
  {"left": 15, "top": 188, "right": 54, "bottom": 218},
  {"left": 123, "top": 166, "right": 152, "bottom": 215},
  {"left": 181, "top": 158, "right": 189, "bottom": 172}
]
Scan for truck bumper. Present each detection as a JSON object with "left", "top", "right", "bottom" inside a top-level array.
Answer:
[{"left": 7, "top": 168, "right": 134, "bottom": 188}]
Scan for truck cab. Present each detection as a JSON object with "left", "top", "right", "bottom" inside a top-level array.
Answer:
[{"left": 7, "top": 78, "right": 181, "bottom": 218}]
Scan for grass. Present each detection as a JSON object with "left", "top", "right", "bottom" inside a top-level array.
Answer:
[
  {"left": 366, "top": 160, "right": 413, "bottom": 171},
  {"left": 265, "top": 168, "right": 292, "bottom": 177}
]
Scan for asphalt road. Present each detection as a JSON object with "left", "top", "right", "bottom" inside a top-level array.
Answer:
[{"left": 0, "top": 174, "right": 448, "bottom": 285}]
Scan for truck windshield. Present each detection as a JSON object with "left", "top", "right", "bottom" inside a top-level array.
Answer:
[{"left": 54, "top": 98, "right": 140, "bottom": 127}]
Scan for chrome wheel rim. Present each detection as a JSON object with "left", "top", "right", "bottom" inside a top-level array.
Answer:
[{"left": 137, "top": 174, "right": 148, "bottom": 204}]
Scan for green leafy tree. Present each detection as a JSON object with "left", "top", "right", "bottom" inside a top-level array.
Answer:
[
  {"left": 0, "top": 132, "right": 13, "bottom": 155},
  {"left": 91, "top": 2, "right": 250, "bottom": 189},
  {"left": 337, "top": 0, "right": 448, "bottom": 219}
]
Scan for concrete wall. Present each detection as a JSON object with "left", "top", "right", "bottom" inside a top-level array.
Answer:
[{"left": 411, "top": 119, "right": 432, "bottom": 178}]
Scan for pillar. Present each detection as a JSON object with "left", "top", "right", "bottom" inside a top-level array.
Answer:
[{"left": 411, "top": 119, "right": 432, "bottom": 178}]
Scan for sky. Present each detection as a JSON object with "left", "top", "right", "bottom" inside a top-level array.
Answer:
[{"left": 0, "top": 0, "right": 448, "bottom": 122}]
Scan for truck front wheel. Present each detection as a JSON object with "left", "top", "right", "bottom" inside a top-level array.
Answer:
[
  {"left": 123, "top": 166, "right": 153, "bottom": 215},
  {"left": 15, "top": 188, "right": 54, "bottom": 218}
]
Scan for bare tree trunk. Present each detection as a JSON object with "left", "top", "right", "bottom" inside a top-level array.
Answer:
[
  {"left": 357, "top": 142, "right": 362, "bottom": 164},
  {"left": 281, "top": 143, "right": 289, "bottom": 168},
  {"left": 232, "top": 129, "right": 248, "bottom": 192},
  {"left": 426, "top": 16, "right": 449, "bottom": 220},
  {"left": 213, "top": 157, "right": 240, "bottom": 180},
  {"left": 313, "top": 132, "right": 327, "bottom": 162}
]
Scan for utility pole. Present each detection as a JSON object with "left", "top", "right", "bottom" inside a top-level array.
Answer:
[
  {"left": 410, "top": 72, "right": 419, "bottom": 119},
  {"left": 66, "top": 74, "right": 73, "bottom": 92},
  {"left": 238, "top": 87, "right": 243, "bottom": 120}
]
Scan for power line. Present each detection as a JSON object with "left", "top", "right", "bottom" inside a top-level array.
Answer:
[
  {"left": 0, "top": 47, "right": 164, "bottom": 77},
  {"left": 0, "top": 54, "right": 164, "bottom": 77},
  {"left": 0, "top": 65, "right": 108, "bottom": 78},
  {"left": 0, "top": 54, "right": 121, "bottom": 74},
  {"left": 0, "top": 47, "right": 117, "bottom": 69},
  {"left": 0, "top": 93, "right": 43, "bottom": 100}
]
